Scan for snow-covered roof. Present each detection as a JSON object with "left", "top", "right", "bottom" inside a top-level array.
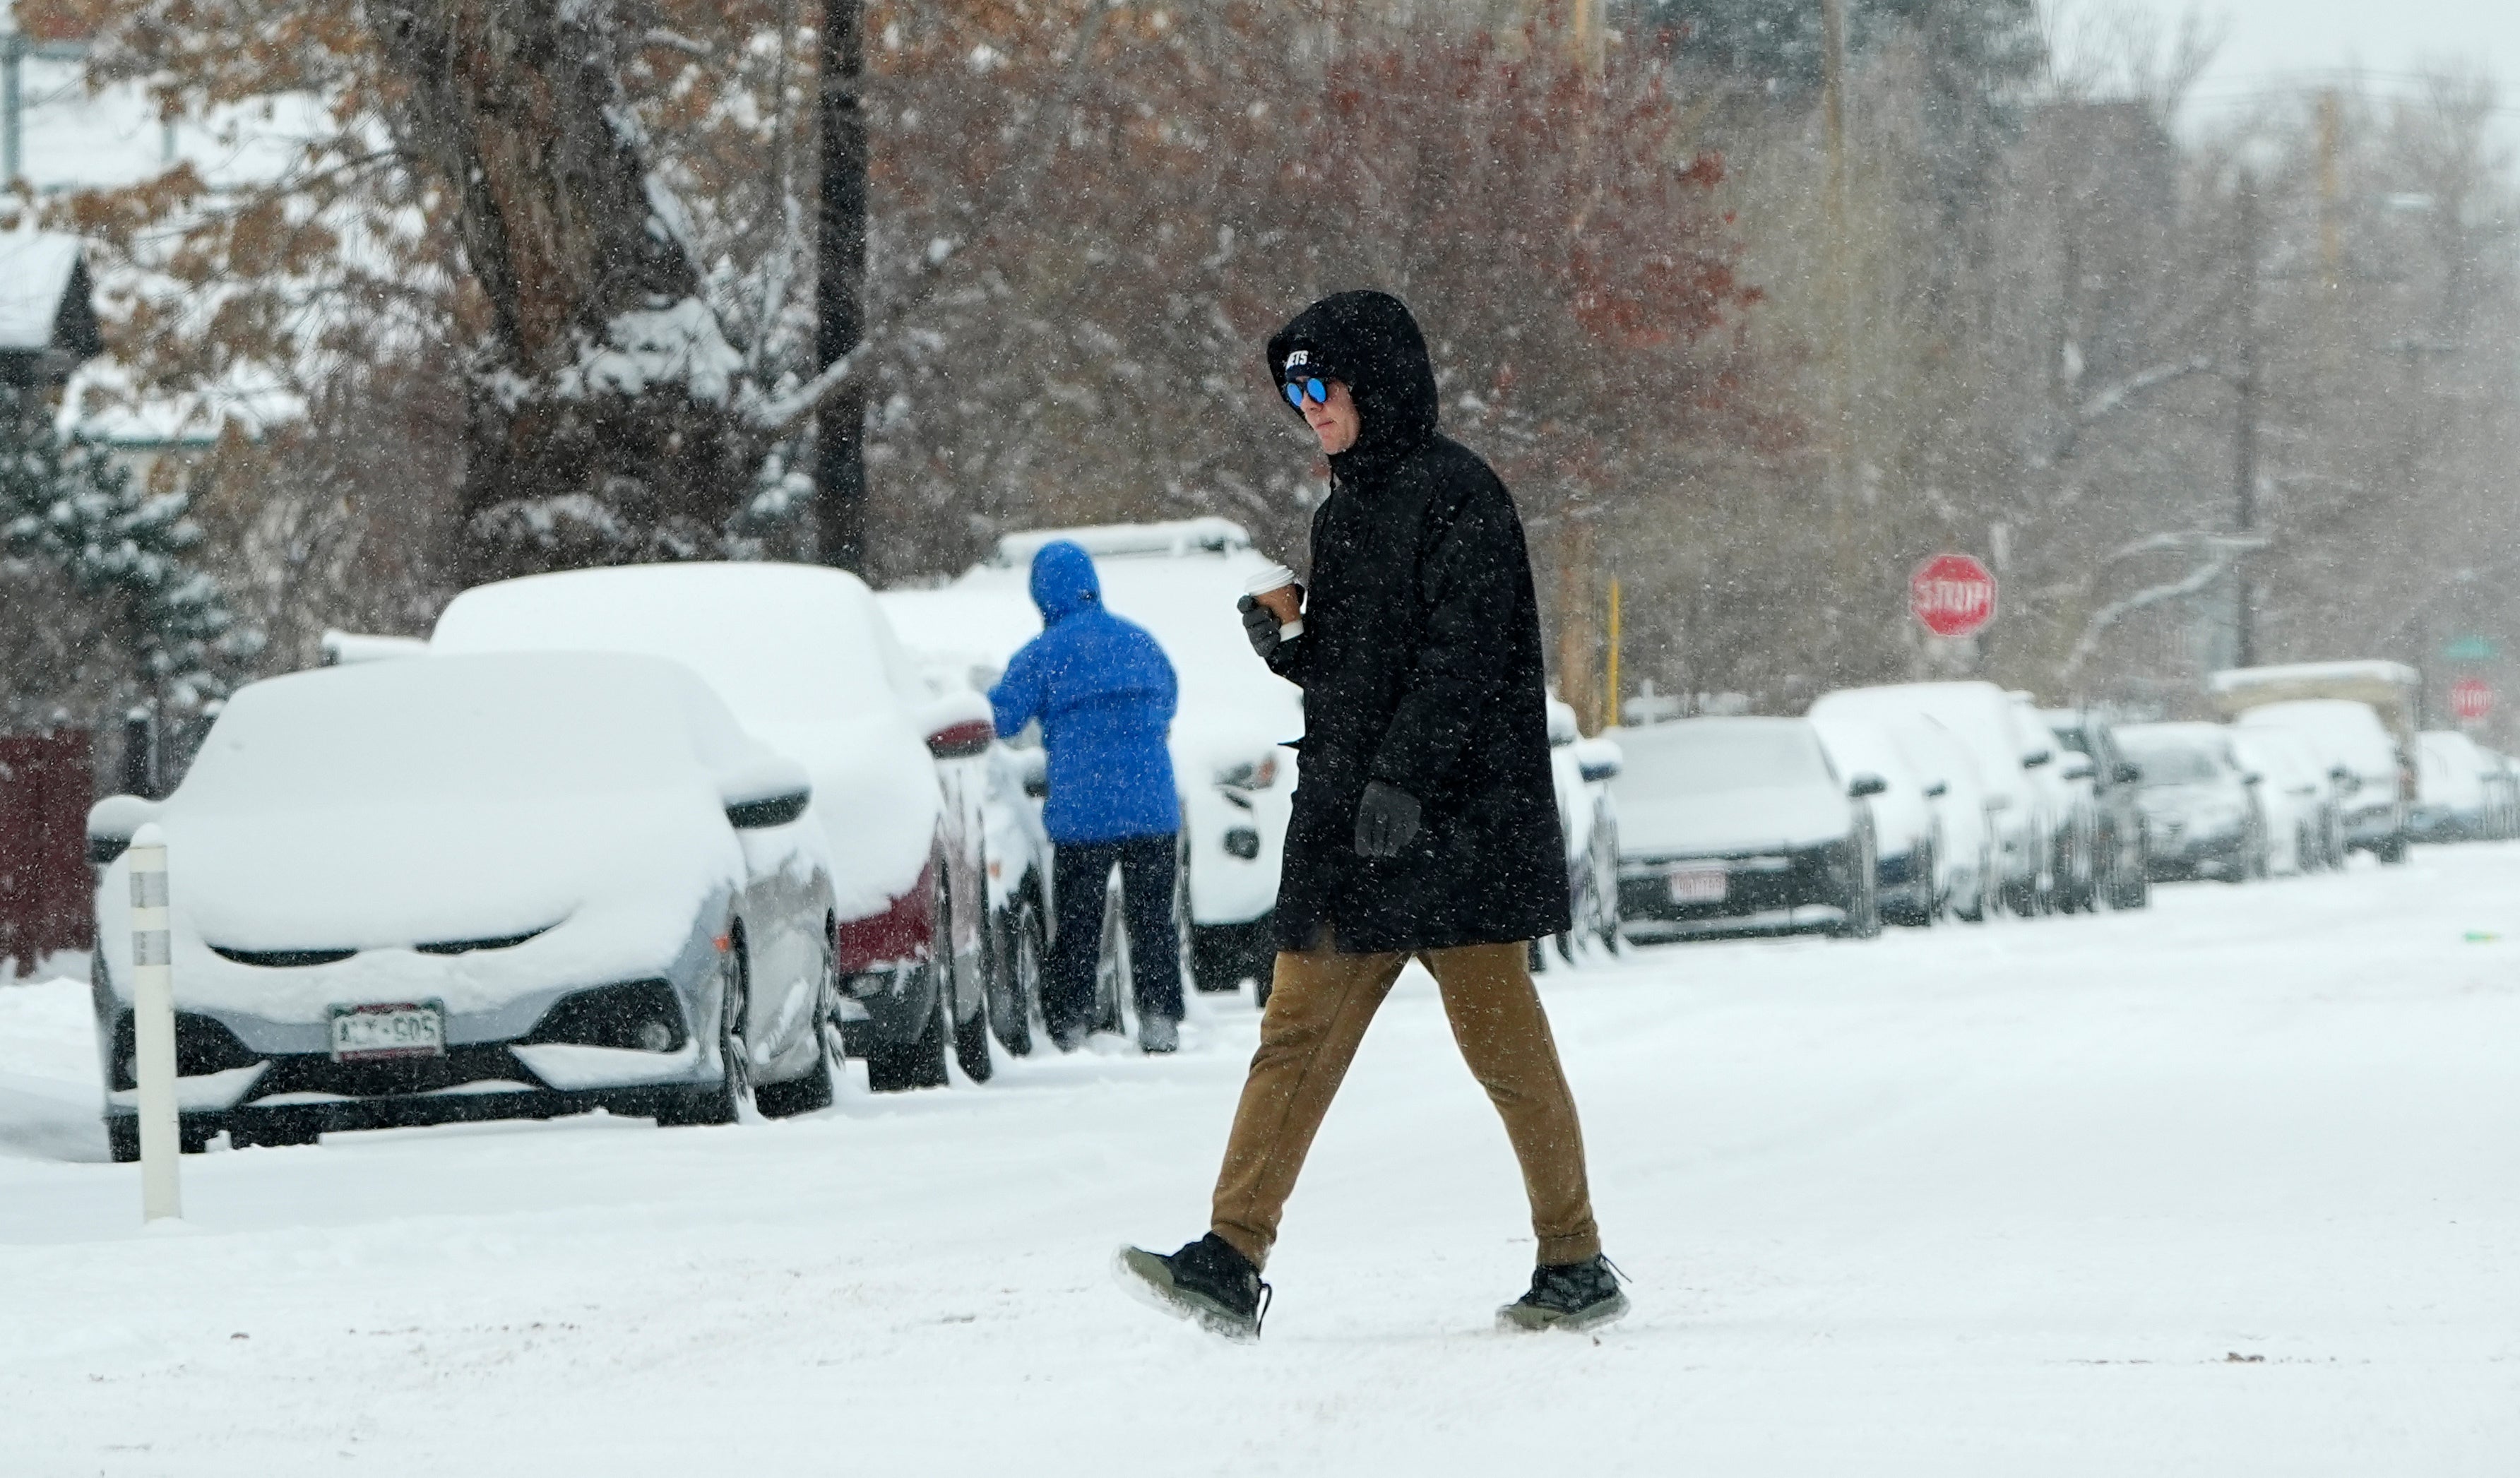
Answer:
[
  {"left": 0, "top": 228, "right": 93, "bottom": 356},
  {"left": 990, "top": 518, "right": 1252, "bottom": 567},
  {"left": 2209, "top": 661, "right": 2419, "bottom": 697}
]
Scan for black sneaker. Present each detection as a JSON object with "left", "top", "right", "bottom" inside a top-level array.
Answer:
[
  {"left": 1497, "top": 1255, "right": 1629, "bottom": 1332},
  {"left": 1114, "top": 1233, "right": 1271, "bottom": 1340}
]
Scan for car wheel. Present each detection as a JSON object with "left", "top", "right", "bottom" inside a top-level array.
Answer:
[
  {"left": 867, "top": 866, "right": 954, "bottom": 1092},
  {"left": 2377, "top": 831, "right": 2410, "bottom": 865},
  {"left": 1593, "top": 816, "right": 1622, "bottom": 953},
  {"left": 1836, "top": 842, "right": 1882, "bottom": 939},
  {"left": 662, "top": 929, "right": 754, "bottom": 1125},
  {"left": 1091, "top": 869, "right": 1131, "bottom": 1037},
  {"left": 756, "top": 931, "right": 838, "bottom": 1119},
  {"left": 989, "top": 893, "right": 1044, "bottom": 1057}
]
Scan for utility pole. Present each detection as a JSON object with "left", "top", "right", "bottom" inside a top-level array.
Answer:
[
  {"left": 2232, "top": 170, "right": 2262, "bottom": 669},
  {"left": 814, "top": 0, "right": 869, "bottom": 575},
  {"left": 1819, "top": 0, "right": 1856, "bottom": 516}
]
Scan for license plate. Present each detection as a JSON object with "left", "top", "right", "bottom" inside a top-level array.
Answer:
[
  {"left": 330, "top": 1002, "right": 446, "bottom": 1062},
  {"left": 1668, "top": 866, "right": 1728, "bottom": 904}
]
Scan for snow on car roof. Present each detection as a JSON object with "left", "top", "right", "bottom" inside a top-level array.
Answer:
[
  {"left": 990, "top": 518, "right": 1252, "bottom": 566},
  {"left": 434, "top": 562, "right": 925, "bottom": 728},
  {"left": 2235, "top": 700, "right": 2400, "bottom": 773},
  {"left": 183, "top": 651, "right": 766, "bottom": 807}
]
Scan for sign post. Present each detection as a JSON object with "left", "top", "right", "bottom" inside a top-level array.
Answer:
[
  {"left": 127, "top": 823, "right": 181, "bottom": 1222},
  {"left": 1910, "top": 554, "right": 1998, "bottom": 640}
]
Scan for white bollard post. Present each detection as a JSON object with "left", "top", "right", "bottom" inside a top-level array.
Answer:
[{"left": 127, "top": 823, "right": 182, "bottom": 1222}]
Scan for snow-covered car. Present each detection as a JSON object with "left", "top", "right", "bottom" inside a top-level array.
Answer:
[
  {"left": 83, "top": 653, "right": 838, "bottom": 1159},
  {"left": 2230, "top": 726, "right": 2341, "bottom": 873},
  {"left": 878, "top": 519, "right": 1302, "bottom": 1001},
  {"left": 1809, "top": 708, "right": 1944, "bottom": 926},
  {"left": 432, "top": 564, "right": 999, "bottom": 1091},
  {"left": 2116, "top": 722, "right": 2265, "bottom": 883},
  {"left": 1891, "top": 713, "right": 1996, "bottom": 922},
  {"left": 2043, "top": 708, "right": 2152, "bottom": 910},
  {"left": 2413, "top": 729, "right": 2497, "bottom": 843},
  {"left": 1539, "top": 697, "right": 1623, "bottom": 964},
  {"left": 2005, "top": 694, "right": 2098, "bottom": 913},
  {"left": 1609, "top": 717, "right": 1883, "bottom": 942},
  {"left": 1809, "top": 683, "right": 2045, "bottom": 916},
  {"left": 2235, "top": 700, "right": 2409, "bottom": 863}
]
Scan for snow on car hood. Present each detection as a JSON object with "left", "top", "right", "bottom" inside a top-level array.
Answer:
[
  {"left": 105, "top": 788, "right": 747, "bottom": 1024},
  {"left": 1618, "top": 784, "right": 1853, "bottom": 857}
]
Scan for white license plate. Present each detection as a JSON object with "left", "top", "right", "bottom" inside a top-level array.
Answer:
[
  {"left": 1668, "top": 866, "right": 1729, "bottom": 904},
  {"left": 330, "top": 1002, "right": 446, "bottom": 1062}
]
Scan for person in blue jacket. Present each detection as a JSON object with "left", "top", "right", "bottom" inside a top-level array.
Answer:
[{"left": 988, "top": 540, "right": 1184, "bottom": 1053}]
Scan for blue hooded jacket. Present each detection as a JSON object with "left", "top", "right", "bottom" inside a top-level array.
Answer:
[{"left": 988, "top": 542, "right": 1182, "bottom": 844}]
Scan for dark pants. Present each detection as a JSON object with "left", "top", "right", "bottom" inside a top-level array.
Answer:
[{"left": 1047, "top": 832, "right": 1184, "bottom": 1040}]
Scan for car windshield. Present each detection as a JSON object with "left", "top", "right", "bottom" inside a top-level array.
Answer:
[
  {"left": 2121, "top": 740, "right": 2221, "bottom": 786},
  {"left": 1617, "top": 722, "right": 1835, "bottom": 796}
]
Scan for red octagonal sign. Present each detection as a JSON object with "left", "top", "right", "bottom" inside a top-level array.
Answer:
[
  {"left": 2452, "top": 677, "right": 2492, "bottom": 724},
  {"left": 1910, "top": 554, "right": 1997, "bottom": 638}
]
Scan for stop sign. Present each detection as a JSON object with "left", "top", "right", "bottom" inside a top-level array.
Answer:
[
  {"left": 1910, "top": 554, "right": 1997, "bottom": 638},
  {"left": 2451, "top": 677, "right": 2492, "bottom": 723}
]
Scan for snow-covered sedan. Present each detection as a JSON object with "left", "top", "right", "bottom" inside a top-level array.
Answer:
[
  {"left": 1610, "top": 716, "right": 1884, "bottom": 942},
  {"left": 1809, "top": 683, "right": 2048, "bottom": 916},
  {"left": 85, "top": 653, "right": 837, "bottom": 1159},
  {"left": 2116, "top": 722, "right": 2266, "bottom": 883},
  {"left": 432, "top": 563, "right": 1000, "bottom": 1092}
]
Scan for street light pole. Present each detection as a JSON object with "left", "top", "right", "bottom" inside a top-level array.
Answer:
[{"left": 2233, "top": 170, "right": 2262, "bottom": 669}]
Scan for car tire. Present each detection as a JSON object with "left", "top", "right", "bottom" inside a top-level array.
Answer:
[
  {"left": 989, "top": 893, "right": 1045, "bottom": 1057},
  {"left": 757, "top": 932, "right": 838, "bottom": 1119},
  {"left": 661, "top": 929, "right": 754, "bottom": 1126},
  {"left": 1091, "top": 870, "right": 1131, "bottom": 1038},
  {"left": 2377, "top": 831, "right": 2410, "bottom": 865},
  {"left": 1836, "top": 833, "right": 1882, "bottom": 939},
  {"left": 953, "top": 993, "right": 994, "bottom": 1083},
  {"left": 864, "top": 989, "right": 949, "bottom": 1092}
]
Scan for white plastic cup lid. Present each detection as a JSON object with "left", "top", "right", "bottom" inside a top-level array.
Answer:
[{"left": 1244, "top": 563, "right": 1297, "bottom": 597}]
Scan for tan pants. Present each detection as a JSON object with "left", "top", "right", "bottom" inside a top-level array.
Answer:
[{"left": 1209, "top": 938, "right": 1602, "bottom": 1270}]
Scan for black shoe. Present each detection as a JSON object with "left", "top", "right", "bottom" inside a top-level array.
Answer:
[
  {"left": 1114, "top": 1233, "right": 1271, "bottom": 1340},
  {"left": 1497, "top": 1254, "right": 1629, "bottom": 1332}
]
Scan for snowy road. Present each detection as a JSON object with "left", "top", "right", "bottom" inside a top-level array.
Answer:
[{"left": 6, "top": 848, "right": 2519, "bottom": 1475}]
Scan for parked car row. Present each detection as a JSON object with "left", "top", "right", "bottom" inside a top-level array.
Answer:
[{"left": 75, "top": 539, "right": 2485, "bottom": 1159}]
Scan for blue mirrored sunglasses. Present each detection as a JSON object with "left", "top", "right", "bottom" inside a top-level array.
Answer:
[{"left": 1283, "top": 376, "right": 1329, "bottom": 409}]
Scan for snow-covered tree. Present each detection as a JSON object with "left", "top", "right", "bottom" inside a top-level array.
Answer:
[{"left": 0, "top": 388, "right": 256, "bottom": 718}]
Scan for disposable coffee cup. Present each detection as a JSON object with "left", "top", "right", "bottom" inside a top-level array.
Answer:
[{"left": 1245, "top": 564, "right": 1304, "bottom": 640}]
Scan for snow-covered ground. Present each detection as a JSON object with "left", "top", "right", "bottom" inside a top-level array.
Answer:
[{"left": 6, "top": 849, "right": 2519, "bottom": 1475}]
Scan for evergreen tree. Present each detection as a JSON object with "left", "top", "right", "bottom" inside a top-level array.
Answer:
[{"left": 0, "top": 388, "right": 255, "bottom": 715}]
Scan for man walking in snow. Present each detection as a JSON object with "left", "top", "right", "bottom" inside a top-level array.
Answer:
[
  {"left": 989, "top": 540, "right": 1186, "bottom": 1054},
  {"left": 1117, "top": 291, "right": 1625, "bottom": 1336}
]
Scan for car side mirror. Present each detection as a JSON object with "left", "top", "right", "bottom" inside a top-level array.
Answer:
[
  {"left": 1572, "top": 737, "right": 1622, "bottom": 784},
  {"left": 2113, "top": 761, "right": 2143, "bottom": 785},
  {"left": 918, "top": 690, "right": 995, "bottom": 760},
  {"left": 2022, "top": 749, "right": 2053, "bottom": 768},
  {"left": 1848, "top": 773, "right": 1888, "bottom": 799},
  {"left": 87, "top": 794, "right": 160, "bottom": 866},
  {"left": 719, "top": 753, "right": 813, "bottom": 830},
  {"left": 1923, "top": 780, "right": 1949, "bottom": 799},
  {"left": 2062, "top": 758, "right": 2095, "bottom": 781}
]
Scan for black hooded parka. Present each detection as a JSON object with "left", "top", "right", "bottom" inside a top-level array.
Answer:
[{"left": 1264, "top": 291, "right": 1571, "bottom": 954}]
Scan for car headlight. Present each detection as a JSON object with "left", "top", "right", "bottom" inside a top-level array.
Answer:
[{"left": 1216, "top": 754, "right": 1279, "bottom": 791}]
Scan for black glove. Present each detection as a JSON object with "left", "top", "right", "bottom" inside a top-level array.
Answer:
[
  {"left": 1237, "top": 594, "right": 1280, "bottom": 661},
  {"left": 1354, "top": 780, "right": 1422, "bottom": 859}
]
